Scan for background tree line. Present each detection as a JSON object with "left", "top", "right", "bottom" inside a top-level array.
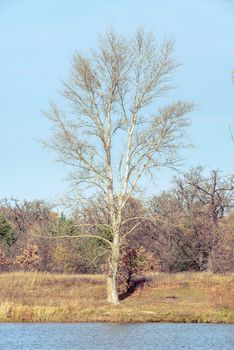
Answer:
[{"left": 0, "top": 167, "right": 233, "bottom": 282}]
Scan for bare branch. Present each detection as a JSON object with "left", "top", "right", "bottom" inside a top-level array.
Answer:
[
  {"left": 43, "top": 28, "right": 194, "bottom": 303},
  {"left": 43, "top": 233, "right": 113, "bottom": 247}
]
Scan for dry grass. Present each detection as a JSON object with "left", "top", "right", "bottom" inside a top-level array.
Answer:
[
  {"left": 0, "top": 271, "right": 233, "bottom": 323},
  {"left": 210, "top": 286, "right": 234, "bottom": 309}
]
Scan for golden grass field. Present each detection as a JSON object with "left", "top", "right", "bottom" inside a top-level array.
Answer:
[{"left": 0, "top": 271, "right": 233, "bottom": 323}]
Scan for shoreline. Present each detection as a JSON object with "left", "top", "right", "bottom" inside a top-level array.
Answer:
[{"left": 0, "top": 272, "right": 233, "bottom": 323}]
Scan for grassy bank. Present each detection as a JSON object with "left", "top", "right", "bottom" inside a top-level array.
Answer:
[{"left": 0, "top": 272, "right": 233, "bottom": 323}]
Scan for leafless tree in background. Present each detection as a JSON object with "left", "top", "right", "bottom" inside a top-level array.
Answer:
[
  {"left": 149, "top": 167, "right": 234, "bottom": 272},
  {"left": 0, "top": 198, "right": 52, "bottom": 242},
  {"left": 178, "top": 167, "right": 234, "bottom": 271},
  {"left": 44, "top": 29, "right": 194, "bottom": 303}
]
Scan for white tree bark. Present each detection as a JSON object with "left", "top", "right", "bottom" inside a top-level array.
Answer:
[{"left": 107, "top": 232, "right": 120, "bottom": 303}]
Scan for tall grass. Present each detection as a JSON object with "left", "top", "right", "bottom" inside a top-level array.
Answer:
[
  {"left": 210, "top": 287, "right": 234, "bottom": 309},
  {"left": 0, "top": 272, "right": 233, "bottom": 323}
]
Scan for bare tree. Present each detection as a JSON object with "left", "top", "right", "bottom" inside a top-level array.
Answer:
[
  {"left": 44, "top": 29, "right": 194, "bottom": 303},
  {"left": 149, "top": 167, "right": 234, "bottom": 272},
  {"left": 177, "top": 167, "right": 234, "bottom": 271},
  {"left": 0, "top": 198, "right": 52, "bottom": 242}
]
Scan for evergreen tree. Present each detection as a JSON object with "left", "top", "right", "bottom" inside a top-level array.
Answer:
[{"left": 0, "top": 214, "right": 14, "bottom": 246}]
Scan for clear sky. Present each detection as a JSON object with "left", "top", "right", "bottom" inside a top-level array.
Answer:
[{"left": 0, "top": 0, "right": 233, "bottom": 201}]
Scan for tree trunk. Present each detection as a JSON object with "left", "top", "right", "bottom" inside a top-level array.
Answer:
[
  {"left": 107, "top": 233, "right": 120, "bottom": 304},
  {"left": 207, "top": 249, "right": 216, "bottom": 273}
]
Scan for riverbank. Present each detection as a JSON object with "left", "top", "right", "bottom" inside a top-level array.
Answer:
[{"left": 0, "top": 272, "right": 233, "bottom": 323}]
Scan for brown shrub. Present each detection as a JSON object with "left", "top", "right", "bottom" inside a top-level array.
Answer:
[
  {"left": 15, "top": 243, "right": 42, "bottom": 271},
  {"left": 117, "top": 245, "right": 161, "bottom": 295},
  {"left": 50, "top": 242, "right": 90, "bottom": 273},
  {"left": 0, "top": 250, "right": 12, "bottom": 272}
]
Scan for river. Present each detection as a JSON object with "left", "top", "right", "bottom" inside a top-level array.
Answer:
[{"left": 0, "top": 323, "right": 233, "bottom": 349}]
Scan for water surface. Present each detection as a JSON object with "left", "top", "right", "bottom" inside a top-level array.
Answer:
[{"left": 0, "top": 323, "right": 233, "bottom": 350}]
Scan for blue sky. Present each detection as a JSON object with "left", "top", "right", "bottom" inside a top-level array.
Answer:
[{"left": 0, "top": 0, "right": 233, "bottom": 201}]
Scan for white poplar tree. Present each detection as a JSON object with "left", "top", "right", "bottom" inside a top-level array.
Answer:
[{"left": 44, "top": 29, "right": 194, "bottom": 303}]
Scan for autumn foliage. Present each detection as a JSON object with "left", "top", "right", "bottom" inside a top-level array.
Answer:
[
  {"left": 117, "top": 245, "right": 161, "bottom": 295},
  {"left": 0, "top": 167, "right": 233, "bottom": 291},
  {"left": 15, "top": 243, "right": 41, "bottom": 271}
]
